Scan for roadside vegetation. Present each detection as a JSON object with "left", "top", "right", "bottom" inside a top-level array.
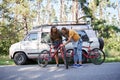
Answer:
[{"left": 0, "top": 55, "right": 14, "bottom": 65}]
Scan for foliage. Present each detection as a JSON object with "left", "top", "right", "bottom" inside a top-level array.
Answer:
[
  {"left": 0, "top": 23, "right": 20, "bottom": 55},
  {"left": 92, "top": 18, "right": 120, "bottom": 59},
  {"left": 0, "top": 0, "right": 24, "bottom": 55},
  {"left": 92, "top": 19, "right": 120, "bottom": 38},
  {"left": 104, "top": 35, "right": 120, "bottom": 58}
]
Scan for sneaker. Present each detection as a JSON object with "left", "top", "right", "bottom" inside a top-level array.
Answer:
[
  {"left": 71, "top": 64, "right": 82, "bottom": 68},
  {"left": 56, "top": 64, "right": 59, "bottom": 67},
  {"left": 71, "top": 64, "right": 78, "bottom": 68},
  {"left": 76, "top": 64, "right": 82, "bottom": 67}
]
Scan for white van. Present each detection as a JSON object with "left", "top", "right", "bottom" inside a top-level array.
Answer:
[{"left": 9, "top": 23, "right": 104, "bottom": 65}]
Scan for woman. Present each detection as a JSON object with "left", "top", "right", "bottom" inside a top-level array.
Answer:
[{"left": 50, "top": 26, "right": 62, "bottom": 67}]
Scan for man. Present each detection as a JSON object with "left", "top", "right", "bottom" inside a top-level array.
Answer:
[{"left": 61, "top": 27, "right": 82, "bottom": 67}]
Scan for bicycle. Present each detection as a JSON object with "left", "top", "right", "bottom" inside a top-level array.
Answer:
[
  {"left": 37, "top": 43, "right": 68, "bottom": 69},
  {"left": 66, "top": 41, "right": 105, "bottom": 65}
]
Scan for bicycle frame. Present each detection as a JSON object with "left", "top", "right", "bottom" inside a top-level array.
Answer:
[
  {"left": 49, "top": 44, "right": 65, "bottom": 60},
  {"left": 67, "top": 41, "right": 98, "bottom": 59},
  {"left": 82, "top": 46, "right": 91, "bottom": 58},
  {"left": 82, "top": 45, "right": 99, "bottom": 59}
]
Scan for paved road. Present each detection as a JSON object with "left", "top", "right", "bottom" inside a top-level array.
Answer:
[{"left": 0, "top": 62, "right": 120, "bottom": 80}]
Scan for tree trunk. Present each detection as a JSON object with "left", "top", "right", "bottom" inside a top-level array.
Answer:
[
  {"left": 99, "top": 2, "right": 103, "bottom": 19},
  {"left": 37, "top": 1, "right": 41, "bottom": 25},
  {"left": 75, "top": 0, "right": 79, "bottom": 23},
  {"left": 118, "top": 8, "right": 120, "bottom": 21},
  {"left": 23, "top": 16, "right": 28, "bottom": 35},
  {"left": 117, "top": 0, "right": 120, "bottom": 23},
  {"left": 46, "top": 0, "right": 51, "bottom": 24},
  {"left": 72, "top": 1, "right": 75, "bottom": 22},
  {"left": 60, "top": 0, "right": 63, "bottom": 22},
  {"left": 72, "top": 0, "right": 78, "bottom": 23}
]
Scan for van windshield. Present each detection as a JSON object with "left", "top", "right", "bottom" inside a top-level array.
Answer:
[{"left": 24, "top": 33, "right": 38, "bottom": 41}]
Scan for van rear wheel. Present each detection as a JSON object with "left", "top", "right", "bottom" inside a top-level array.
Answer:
[{"left": 14, "top": 52, "right": 27, "bottom": 65}]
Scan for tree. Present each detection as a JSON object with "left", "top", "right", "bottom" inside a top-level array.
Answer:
[
  {"left": 116, "top": 0, "right": 120, "bottom": 25},
  {"left": 89, "top": 0, "right": 110, "bottom": 19},
  {"left": 71, "top": 0, "right": 92, "bottom": 23},
  {"left": 0, "top": 0, "right": 21, "bottom": 55},
  {"left": 60, "top": 0, "right": 65, "bottom": 22},
  {"left": 36, "top": 0, "right": 43, "bottom": 25},
  {"left": 10, "top": 0, "right": 35, "bottom": 35},
  {"left": 71, "top": 0, "right": 78, "bottom": 23}
]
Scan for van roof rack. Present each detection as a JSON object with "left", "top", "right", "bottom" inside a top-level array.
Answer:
[{"left": 33, "top": 21, "right": 88, "bottom": 29}]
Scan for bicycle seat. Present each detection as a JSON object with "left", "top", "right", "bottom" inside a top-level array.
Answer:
[{"left": 88, "top": 41, "right": 93, "bottom": 44}]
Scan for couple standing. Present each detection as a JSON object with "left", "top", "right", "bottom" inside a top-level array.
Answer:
[{"left": 50, "top": 26, "right": 82, "bottom": 67}]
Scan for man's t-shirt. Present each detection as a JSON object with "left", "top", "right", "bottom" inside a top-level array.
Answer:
[{"left": 69, "top": 29, "right": 80, "bottom": 42}]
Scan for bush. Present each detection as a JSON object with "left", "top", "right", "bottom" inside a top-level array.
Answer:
[
  {"left": 104, "top": 36, "right": 120, "bottom": 58},
  {"left": 0, "top": 40, "right": 11, "bottom": 55}
]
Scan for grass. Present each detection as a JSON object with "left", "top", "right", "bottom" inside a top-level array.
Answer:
[
  {"left": 0, "top": 55, "right": 14, "bottom": 65},
  {"left": 0, "top": 55, "right": 120, "bottom": 65},
  {"left": 105, "top": 57, "right": 120, "bottom": 62}
]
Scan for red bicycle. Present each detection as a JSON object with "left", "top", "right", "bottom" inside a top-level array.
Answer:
[
  {"left": 66, "top": 41, "right": 105, "bottom": 65},
  {"left": 37, "top": 43, "right": 68, "bottom": 69}
]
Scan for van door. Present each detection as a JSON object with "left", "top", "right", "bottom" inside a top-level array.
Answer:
[
  {"left": 21, "top": 32, "right": 39, "bottom": 58},
  {"left": 38, "top": 32, "right": 50, "bottom": 52}
]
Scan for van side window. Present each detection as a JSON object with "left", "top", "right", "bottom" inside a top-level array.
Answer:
[
  {"left": 41, "top": 32, "right": 50, "bottom": 43},
  {"left": 77, "top": 30, "right": 89, "bottom": 41},
  {"left": 24, "top": 33, "right": 38, "bottom": 41}
]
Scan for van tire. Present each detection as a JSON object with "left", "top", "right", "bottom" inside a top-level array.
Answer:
[
  {"left": 14, "top": 52, "right": 27, "bottom": 65},
  {"left": 98, "top": 38, "right": 104, "bottom": 50}
]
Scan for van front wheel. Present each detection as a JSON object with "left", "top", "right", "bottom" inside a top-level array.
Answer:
[{"left": 14, "top": 52, "right": 27, "bottom": 65}]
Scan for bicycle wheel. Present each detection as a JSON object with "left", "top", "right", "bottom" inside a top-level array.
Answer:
[
  {"left": 90, "top": 48, "right": 105, "bottom": 65},
  {"left": 62, "top": 47, "right": 68, "bottom": 69},
  {"left": 38, "top": 50, "right": 50, "bottom": 67},
  {"left": 66, "top": 49, "right": 74, "bottom": 66}
]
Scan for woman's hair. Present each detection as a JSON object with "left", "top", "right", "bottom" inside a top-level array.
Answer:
[
  {"left": 50, "top": 26, "right": 62, "bottom": 41},
  {"left": 50, "top": 25, "right": 57, "bottom": 35}
]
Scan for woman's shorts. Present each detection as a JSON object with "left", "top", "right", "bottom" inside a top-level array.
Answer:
[{"left": 53, "top": 40, "right": 62, "bottom": 49}]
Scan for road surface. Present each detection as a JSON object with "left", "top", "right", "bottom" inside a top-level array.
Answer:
[{"left": 0, "top": 62, "right": 120, "bottom": 80}]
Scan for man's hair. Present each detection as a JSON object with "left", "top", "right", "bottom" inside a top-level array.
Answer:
[
  {"left": 61, "top": 27, "right": 69, "bottom": 37},
  {"left": 61, "top": 27, "right": 67, "bottom": 31}
]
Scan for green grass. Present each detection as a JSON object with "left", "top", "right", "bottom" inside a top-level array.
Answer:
[
  {"left": 0, "top": 55, "right": 14, "bottom": 65},
  {"left": 105, "top": 57, "right": 120, "bottom": 62}
]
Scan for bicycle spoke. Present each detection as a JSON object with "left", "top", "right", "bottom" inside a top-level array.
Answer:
[
  {"left": 90, "top": 48, "right": 105, "bottom": 65},
  {"left": 38, "top": 50, "right": 50, "bottom": 67},
  {"left": 66, "top": 49, "right": 74, "bottom": 66}
]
